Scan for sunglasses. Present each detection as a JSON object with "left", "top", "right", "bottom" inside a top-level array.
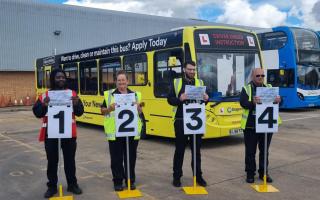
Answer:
[{"left": 256, "top": 74, "right": 265, "bottom": 78}]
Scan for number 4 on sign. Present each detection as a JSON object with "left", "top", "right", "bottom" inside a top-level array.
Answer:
[{"left": 256, "top": 104, "right": 279, "bottom": 133}]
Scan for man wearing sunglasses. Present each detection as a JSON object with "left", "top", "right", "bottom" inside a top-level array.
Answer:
[{"left": 240, "top": 68, "right": 281, "bottom": 184}]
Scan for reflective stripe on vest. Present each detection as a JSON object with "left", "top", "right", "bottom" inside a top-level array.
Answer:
[
  {"left": 172, "top": 78, "right": 204, "bottom": 119},
  {"left": 240, "top": 83, "right": 282, "bottom": 129},
  {"left": 103, "top": 90, "right": 142, "bottom": 141}
]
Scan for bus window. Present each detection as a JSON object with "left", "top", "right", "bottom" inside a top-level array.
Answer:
[
  {"left": 197, "top": 53, "right": 257, "bottom": 97},
  {"left": 63, "top": 63, "right": 78, "bottom": 92},
  {"left": 80, "top": 60, "right": 98, "bottom": 95},
  {"left": 123, "top": 54, "right": 147, "bottom": 85},
  {"left": 100, "top": 57, "right": 121, "bottom": 94},
  {"left": 45, "top": 70, "right": 51, "bottom": 88},
  {"left": 267, "top": 69, "right": 294, "bottom": 88},
  {"left": 37, "top": 66, "right": 44, "bottom": 88},
  {"left": 297, "top": 65, "right": 320, "bottom": 90},
  {"left": 260, "top": 31, "right": 287, "bottom": 50},
  {"left": 154, "top": 49, "right": 183, "bottom": 97}
]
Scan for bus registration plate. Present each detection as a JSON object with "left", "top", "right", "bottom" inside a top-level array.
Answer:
[{"left": 229, "top": 129, "right": 243, "bottom": 135}]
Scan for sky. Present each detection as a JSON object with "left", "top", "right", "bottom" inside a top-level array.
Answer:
[{"left": 42, "top": 0, "right": 320, "bottom": 30}]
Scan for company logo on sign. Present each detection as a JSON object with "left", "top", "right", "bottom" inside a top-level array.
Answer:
[
  {"left": 199, "top": 34, "right": 210, "bottom": 45},
  {"left": 247, "top": 36, "right": 255, "bottom": 47}
]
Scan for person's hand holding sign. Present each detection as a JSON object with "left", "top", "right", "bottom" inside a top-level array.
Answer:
[
  {"left": 274, "top": 95, "right": 281, "bottom": 104},
  {"left": 43, "top": 96, "right": 50, "bottom": 107},
  {"left": 203, "top": 93, "right": 209, "bottom": 102},
  {"left": 179, "top": 93, "right": 187, "bottom": 102},
  {"left": 71, "top": 96, "right": 80, "bottom": 105},
  {"left": 253, "top": 96, "right": 261, "bottom": 105}
]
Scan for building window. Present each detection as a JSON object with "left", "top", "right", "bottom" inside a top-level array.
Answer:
[
  {"left": 80, "top": 60, "right": 98, "bottom": 95},
  {"left": 63, "top": 63, "right": 78, "bottom": 92},
  {"left": 100, "top": 57, "right": 121, "bottom": 94},
  {"left": 123, "top": 54, "right": 147, "bottom": 86},
  {"left": 154, "top": 48, "right": 183, "bottom": 97}
]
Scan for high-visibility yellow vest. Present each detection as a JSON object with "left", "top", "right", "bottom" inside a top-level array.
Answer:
[
  {"left": 172, "top": 78, "right": 204, "bottom": 119},
  {"left": 103, "top": 89, "right": 142, "bottom": 141},
  {"left": 240, "top": 83, "right": 282, "bottom": 129}
]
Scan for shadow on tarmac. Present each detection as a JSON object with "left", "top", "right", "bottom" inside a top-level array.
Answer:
[{"left": 77, "top": 122, "right": 244, "bottom": 149}]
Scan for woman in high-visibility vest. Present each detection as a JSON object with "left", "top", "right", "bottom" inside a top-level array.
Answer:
[
  {"left": 101, "top": 70, "right": 143, "bottom": 192},
  {"left": 32, "top": 68, "right": 84, "bottom": 198}
]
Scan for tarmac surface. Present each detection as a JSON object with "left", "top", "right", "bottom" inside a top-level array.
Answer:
[{"left": 0, "top": 106, "right": 320, "bottom": 200}]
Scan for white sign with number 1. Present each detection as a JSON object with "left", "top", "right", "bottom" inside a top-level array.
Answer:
[{"left": 48, "top": 105, "right": 72, "bottom": 138}]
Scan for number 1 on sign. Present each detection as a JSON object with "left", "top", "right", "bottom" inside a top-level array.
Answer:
[
  {"left": 47, "top": 105, "right": 72, "bottom": 138},
  {"left": 53, "top": 111, "right": 65, "bottom": 134}
]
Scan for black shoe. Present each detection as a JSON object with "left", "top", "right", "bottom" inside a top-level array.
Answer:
[
  {"left": 172, "top": 178, "right": 181, "bottom": 187},
  {"left": 196, "top": 176, "right": 207, "bottom": 187},
  {"left": 126, "top": 182, "right": 136, "bottom": 190},
  {"left": 259, "top": 174, "right": 273, "bottom": 183},
  {"left": 67, "top": 184, "right": 82, "bottom": 195},
  {"left": 114, "top": 184, "right": 124, "bottom": 191},
  {"left": 246, "top": 175, "right": 254, "bottom": 183},
  {"left": 44, "top": 187, "right": 57, "bottom": 198}
]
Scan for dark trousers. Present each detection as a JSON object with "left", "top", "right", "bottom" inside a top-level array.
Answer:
[
  {"left": 44, "top": 138, "right": 77, "bottom": 188},
  {"left": 173, "top": 119, "right": 202, "bottom": 179},
  {"left": 244, "top": 129, "right": 273, "bottom": 176},
  {"left": 108, "top": 137, "right": 139, "bottom": 185}
]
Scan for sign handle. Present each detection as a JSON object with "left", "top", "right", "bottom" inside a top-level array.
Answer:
[
  {"left": 58, "top": 138, "right": 63, "bottom": 197},
  {"left": 263, "top": 132, "right": 267, "bottom": 186},
  {"left": 193, "top": 134, "right": 197, "bottom": 188},
  {"left": 126, "top": 136, "right": 131, "bottom": 191}
]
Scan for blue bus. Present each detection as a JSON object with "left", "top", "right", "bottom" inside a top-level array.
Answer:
[{"left": 257, "top": 26, "right": 320, "bottom": 108}]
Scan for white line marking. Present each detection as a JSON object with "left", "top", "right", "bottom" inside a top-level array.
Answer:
[{"left": 282, "top": 115, "right": 320, "bottom": 122}]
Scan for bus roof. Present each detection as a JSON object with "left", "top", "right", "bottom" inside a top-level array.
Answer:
[{"left": 37, "top": 26, "right": 258, "bottom": 66}]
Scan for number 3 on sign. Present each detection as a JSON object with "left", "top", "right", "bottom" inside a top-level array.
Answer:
[
  {"left": 256, "top": 103, "right": 279, "bottom": 133},
  {"left": 115, "top": 104, "right": 138, "bottom": 137},
  {"left": 183, "top": 103, "right": 206, "bottom": 135},
  {"left": 47, "top": 105, "right": 72, "bottom": 138}
]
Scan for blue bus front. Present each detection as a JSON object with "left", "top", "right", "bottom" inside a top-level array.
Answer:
[{"left": 259, "top": 26, "right": 320, "bottom": 108}]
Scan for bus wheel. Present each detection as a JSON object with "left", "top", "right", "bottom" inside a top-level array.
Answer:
[{"left": 140, "top": 113, "right": 148, "bottom": 139}]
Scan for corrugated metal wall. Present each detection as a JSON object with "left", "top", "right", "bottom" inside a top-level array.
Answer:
[{"left": 0, "top": 0, "right": 218, "bottom": 71}]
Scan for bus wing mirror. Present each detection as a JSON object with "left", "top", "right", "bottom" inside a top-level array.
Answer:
[{"left": 168, "top": 56, "right": 177, "bottom": 67}]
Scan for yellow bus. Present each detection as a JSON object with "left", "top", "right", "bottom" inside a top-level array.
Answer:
[{"left": 35, "top": 26, "right": 263, "bottom": 139}]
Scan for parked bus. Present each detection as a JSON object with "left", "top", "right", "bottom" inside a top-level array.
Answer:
[
  {"left": 257, "top": 26, "right": 320, "bottom": 109},
  {"left": 36, "top": 26, "right": 263, "bottom": 138}
]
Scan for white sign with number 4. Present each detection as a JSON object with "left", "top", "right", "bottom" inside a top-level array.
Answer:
[
  {"left": 115, "top": 104, "right": 138, "bottom": 137},
  {"left": 256, "top": 103, "right": 279, "bottom": 133},
  {"left": 48, "top": 105, "right": 73, "bottom": 138},
  {"left": 183, "top": 103, "right": 206, "bottom": 135}
]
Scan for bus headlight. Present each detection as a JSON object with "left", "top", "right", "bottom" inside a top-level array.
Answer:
[{"left": 297, "top": 92, "right": 304, "bottom": 100}]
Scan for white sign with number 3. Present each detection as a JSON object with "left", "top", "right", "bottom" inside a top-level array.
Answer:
[
  {"left": 48, "top": 105, "right": 72, "bottom": 138},
  {"left": 256, "top": 103, "right": 279, "bottom": 133},
  {"left": 183, "top": 103, "right": 206, "bottom": 135},
  {"left": 115, "top": 104, "right": 138, "bottom": 137}
]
